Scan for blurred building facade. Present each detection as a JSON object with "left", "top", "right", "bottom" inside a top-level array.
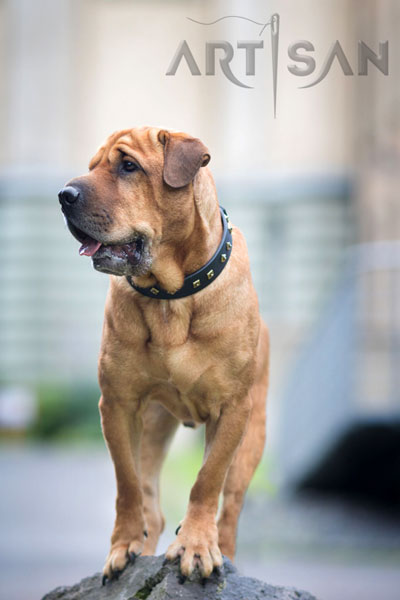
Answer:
[{"left": 0, "top": 0, "right": 399, "bottom": 491}]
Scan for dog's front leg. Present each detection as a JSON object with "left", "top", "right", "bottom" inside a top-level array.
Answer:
[
  {"left": 166, "top": 399, "right": 251, "bottom": 577},
  {"left": 99, "top": 395, "right": 145, "bottom": 582}
]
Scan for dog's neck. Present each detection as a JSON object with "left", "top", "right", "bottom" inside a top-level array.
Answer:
[{"left": 133, "top": 169, "right": 222, "bottom": 294}]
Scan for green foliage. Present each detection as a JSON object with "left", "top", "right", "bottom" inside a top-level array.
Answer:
[
  {"left": 26, "top": 383, "right": 275, "bottom": 505},
  {"left": 248, "top": 455, "right": 277, "bottom": 496},
  {"left": 161, "top": 438, "right": 204, "bottom": 522},
  {"left": 29, "top": 382, "right": 101, "bottom": 440},
  {"left": 160, "top": 436, "right": 275, "bottom": 525}
]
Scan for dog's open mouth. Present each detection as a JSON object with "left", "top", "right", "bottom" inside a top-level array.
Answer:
[{"left": 65, "top": 218, "right": 144, "bottom": 267}]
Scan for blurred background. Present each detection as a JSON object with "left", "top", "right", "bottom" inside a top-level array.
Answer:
[{"left": 0, "top": 0, "right": 399, "bottom": 599}]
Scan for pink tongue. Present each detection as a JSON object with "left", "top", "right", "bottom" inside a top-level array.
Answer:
[{"left": 79, "top": 237, "right": 102, "bottom": 257}]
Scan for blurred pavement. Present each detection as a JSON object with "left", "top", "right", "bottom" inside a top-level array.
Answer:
[{"left": 0, "top": 444, "right": 399, "bottom": 600}]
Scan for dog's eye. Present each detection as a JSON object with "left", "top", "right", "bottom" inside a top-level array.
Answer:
[{"left": 121, "top": 160, "right": 139, "bottom": 173}]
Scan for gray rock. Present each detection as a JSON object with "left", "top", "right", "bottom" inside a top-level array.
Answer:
[{"left": 41, "top": 555, "right": 318, "bottom": 600}]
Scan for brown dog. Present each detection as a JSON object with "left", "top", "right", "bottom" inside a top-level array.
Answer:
[{"left": 58, "top": 127, "right": 269, "bottom": 582}]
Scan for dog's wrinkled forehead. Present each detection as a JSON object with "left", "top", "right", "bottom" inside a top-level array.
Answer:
[
  {"left": 88, "top": 127, "right": 210, "bottom": 190},
  {"left": 88, "top": 127, "right": 161, "bottom": 171}
]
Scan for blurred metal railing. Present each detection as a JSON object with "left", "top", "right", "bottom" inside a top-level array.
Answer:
[
  {"left": 278, "top": 241, "right": 400, "bottom": 487},
  {"left": 0, "top": 174, "right": 353, "bottom": 385}
]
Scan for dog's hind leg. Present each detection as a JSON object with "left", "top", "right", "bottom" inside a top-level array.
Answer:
[
  {"left": 140, "top": 401, "right": 179, "bottom": 555},
  {"left": 217, "top": 324, "right": 269, "bottom": 560}
]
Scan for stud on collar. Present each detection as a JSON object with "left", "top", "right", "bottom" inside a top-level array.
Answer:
[{"left": 126, "top": 206, "right": 233, "bottom": 300}]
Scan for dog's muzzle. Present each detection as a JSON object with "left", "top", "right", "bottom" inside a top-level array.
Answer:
[{"left": 59, "top": 184, "right": 150, "bottom": 277}]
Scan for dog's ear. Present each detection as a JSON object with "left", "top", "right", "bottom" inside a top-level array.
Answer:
[{"left": 158, "top": 130, "right": 210, "bottom": 188}]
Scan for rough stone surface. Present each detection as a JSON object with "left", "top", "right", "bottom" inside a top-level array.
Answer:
[{"left": 41, "top": 555, "right": 318, "bottom": 600}]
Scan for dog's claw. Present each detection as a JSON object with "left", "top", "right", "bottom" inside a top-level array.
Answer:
[
  {"left": 143, "top": 530, "right": 148, "bottom": 538},
  {"left": 102, "top": 575, "right": 108, "bottom": 586},
  {"left": 112, "top": 569, "right": 121, "bottom": 581},
  {"left": 175, "top": 525, "right": 181, "bottom": 535},
  {"left": 201, "top": 577, "right": 207, "bottom": 587},
  {"left": 162, "top": 557, "right": 170, "bottom": 566},
  {"left": 129, "top": 552, "right": 138, "bottom": 563},
  {"left": 213, "top": 565, "right": 222, "bottom": 577},
  {"left": 178, "top": 574, "right": 187, "bottom": 585}
]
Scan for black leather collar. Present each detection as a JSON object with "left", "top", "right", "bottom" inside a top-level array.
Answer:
[{"left": 126, "top": 206, "right": 233, "bottom": 300}]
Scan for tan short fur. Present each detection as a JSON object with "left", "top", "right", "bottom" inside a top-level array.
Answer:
[{"left": 64, "top": 127, "right": 269, "bottom": 580}]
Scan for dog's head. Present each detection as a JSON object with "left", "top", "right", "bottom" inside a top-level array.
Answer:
[{"left": 58, "top": 127, "right": 210, "bottom": 277}]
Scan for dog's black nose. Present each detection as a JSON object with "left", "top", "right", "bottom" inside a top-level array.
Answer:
[{"left": 58, "top": 186, "right": 80, "bottom": 206}]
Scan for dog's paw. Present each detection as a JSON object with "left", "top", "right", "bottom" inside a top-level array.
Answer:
[
  {"left": 102, "top": 537, "right": 144, "bottom": 584},
  {"left": 165, "top": 519, "right": 223, "bottom": 578}
]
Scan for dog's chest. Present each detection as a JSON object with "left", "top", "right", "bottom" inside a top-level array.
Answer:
[
  {"left": 143, "top": 303, "right": 213, "bottom": 393},
  {"left": 145, "top": 304, "right": 197, "bottom": 383},
  {"left": 124, "top": 296, "right": 238, "bottom": 422},
  {"left": 147, "top": 302, "right": 192, "bottom": 348}
]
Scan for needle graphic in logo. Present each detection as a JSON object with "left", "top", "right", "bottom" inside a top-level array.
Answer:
[{"left": 187, "top": 12, "right": 280, "bottom": 117}]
